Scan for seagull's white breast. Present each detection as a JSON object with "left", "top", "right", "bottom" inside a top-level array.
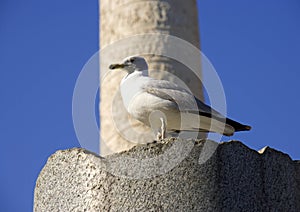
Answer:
[
  {"left": 119, "top": 71, "right": 173, "bottom": 125},
  {"left": 120, "top": 71, "right": 150, "bottom": 110}
]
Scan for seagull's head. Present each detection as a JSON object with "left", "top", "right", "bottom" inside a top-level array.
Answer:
[{"left": 109, "top": 56, "right": 148, "bottom": 74}]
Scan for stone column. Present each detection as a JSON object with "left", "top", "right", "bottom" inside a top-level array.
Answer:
[{"left": 100, "top": 0, "right": 203, "bottom": 156}]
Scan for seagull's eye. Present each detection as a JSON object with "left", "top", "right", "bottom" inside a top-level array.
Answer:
[{"left": 129, "top": 58, "right": 135, "bottom": 63}]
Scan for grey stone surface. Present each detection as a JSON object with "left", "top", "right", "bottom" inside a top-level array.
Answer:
[
  {"left": 296, "top": 161, "right": 300, "bottom": 210},
  {"left": 34, "top": 140, "right": 300, "bottom": 211}
]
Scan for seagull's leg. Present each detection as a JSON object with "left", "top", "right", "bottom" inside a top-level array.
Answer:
[
  {"left": 160, "top": 117, "right": 166, "bottom": 140},
  {"left": 149, "top": 110, "right": 167, "bottom": 142},
  {"left": 156, "top": 132, "right": 162, "bottom": 141}
]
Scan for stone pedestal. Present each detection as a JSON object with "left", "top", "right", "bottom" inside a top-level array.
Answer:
[{"left": 34, "top": 140, "right": 300, "bottom": 211}]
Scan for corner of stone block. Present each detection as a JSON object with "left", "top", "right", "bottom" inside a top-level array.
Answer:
[
  {"left": 258, "top": 145, "right": 293, "bottom": 160},
  {"left": 258, "top": 146, "right": 269, "bottom": 154}
]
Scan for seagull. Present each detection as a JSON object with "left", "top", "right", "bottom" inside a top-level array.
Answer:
[{"left": 109, "top": 56, "right": 251, "bottom": 141}]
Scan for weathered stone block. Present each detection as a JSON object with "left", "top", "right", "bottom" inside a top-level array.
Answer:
[{"left": 34, "top": 140, "right": 300, "bottom": 211}]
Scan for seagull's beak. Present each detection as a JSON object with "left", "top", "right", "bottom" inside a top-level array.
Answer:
[{"left": 109, "top": 63, "right": 125, "bottom": 70}]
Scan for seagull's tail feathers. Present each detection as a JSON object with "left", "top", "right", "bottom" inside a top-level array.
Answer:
[
  {"left": 199, "top": 115, "right": 236, "bottom": 136},
  {"left": 180, "top": 112, "right": 235, "bottom": 136},
  {"left": 181, "top": 111, "right": 251, "bottom": 136},
  {"left": 193, "top": 98, "right": 251, "bottom": 135},
  {"left": 225, "top": 118, "right": 252, "bottom": 132}
]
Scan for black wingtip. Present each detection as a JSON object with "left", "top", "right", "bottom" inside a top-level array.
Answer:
[
  {"left": 225, "top": 117, "right": 252, "bottom": 132},
  {"left": 244, "top": 125, "right": 252, "bottom": 131},
  {"left": 224, "top": 124, "right": 251, "bottom": 136},
  {"left": 234, "top": 124, "right": 252, "bottom": 132}
]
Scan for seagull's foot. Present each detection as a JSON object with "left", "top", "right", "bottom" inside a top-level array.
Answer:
[
  {"left": 156, "top": 132, "right": 162, "bottom": 142},
  {"left": 160, "top": 139, "right": 170, "bottom": 144},
  {"left": 154, "top": 132, "right": 168, "bottom": 144}
]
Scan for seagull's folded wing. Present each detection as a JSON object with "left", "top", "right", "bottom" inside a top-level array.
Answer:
[
  {"left": 144, "top": 79, "right": 236, "bottom": 135},
  {"left": 144, "top": 79, "right": 222, "bottom": 117}
]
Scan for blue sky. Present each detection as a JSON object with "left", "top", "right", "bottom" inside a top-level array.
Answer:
[{"left": 0, "top": 0, "right": 299, "bottom": 211}]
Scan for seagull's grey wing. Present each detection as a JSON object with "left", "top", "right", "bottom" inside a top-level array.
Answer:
[
  {"left": 145, "top": 85, "right": 234, "bottom": 135},
  {"left": 144, "top": 79, "right": 192, "bottom": 93},
  {"left": 145, "top": 87, "right": 198, "bottom": 111},
  {"left": 144, "top": 78, "right": 214, "bottom": 114},
  {"left": 145, "top": 79, "right": 231, "bottom": 121},
  {"left": 194, "top": 97, "right": 225, "bottom": 119},
  {"left": 145, "top": 86, "right": 223, "bottom": 120},
  {"left": 143, "top": 78, "right": 251, "bottom": 134}
]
